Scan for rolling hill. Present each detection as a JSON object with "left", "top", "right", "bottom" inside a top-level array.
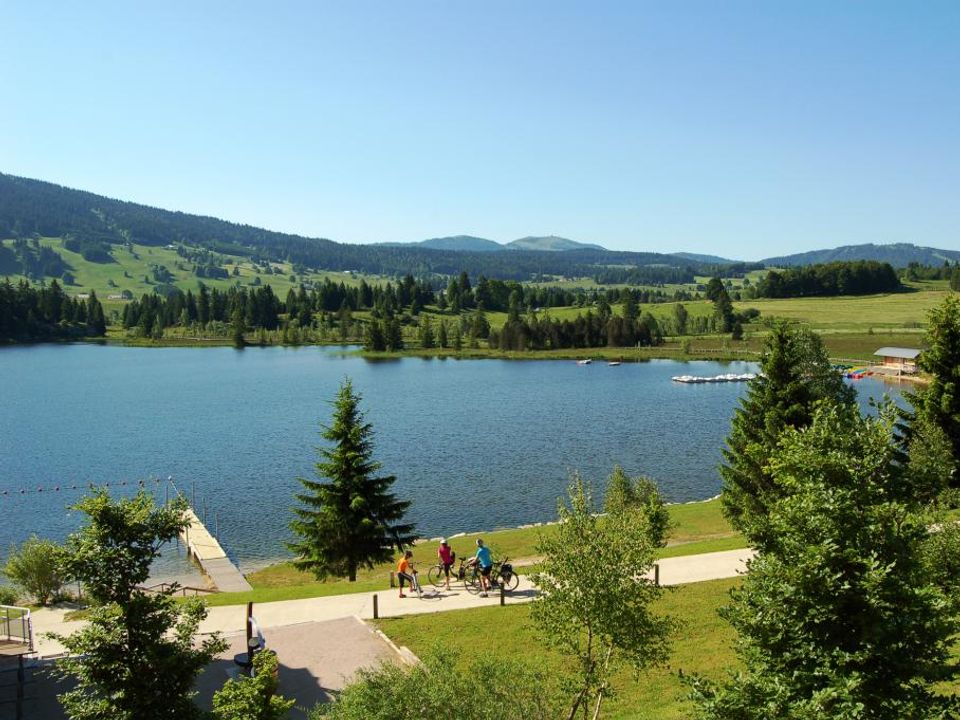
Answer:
[
  {"left": 0, "top": 173, "right": 710, "bottom": 284},
  {"left": 763, "top": 243, "right": 960, "bottom": 268},
  {"left": 505, "top": 236, "right": 606, "bottom": 252}
]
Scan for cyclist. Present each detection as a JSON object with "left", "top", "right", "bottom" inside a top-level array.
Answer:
[
  {"left": 437, "top": 538, "right": 455, "bottom": 590},
  {"left": 396, "top": 550, "right": 418, "bottom": 598},
  {"left": 467, "top": 538, "right": 494, "bottom": 597}
]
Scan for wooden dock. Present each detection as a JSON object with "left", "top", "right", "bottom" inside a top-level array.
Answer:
[{"left": 181, "top": 507, "right": 252, "bottom": 593}]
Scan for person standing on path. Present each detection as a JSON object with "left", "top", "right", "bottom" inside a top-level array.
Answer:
[
  {"left": 468, "top": 538, "right": 493, "bottom": 597},
  {"left": 437, "top": 539, "right": 455, "bottom": 591}
]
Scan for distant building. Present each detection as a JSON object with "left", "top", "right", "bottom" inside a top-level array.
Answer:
[
  {"left": 873, "top": 346, "right": 921, "bottom": 374},
  {"left": 75, "top": 293, "right": 90, "bottom": 300}
]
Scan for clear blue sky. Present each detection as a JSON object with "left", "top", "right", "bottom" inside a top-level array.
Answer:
[{"left": 2, "top": 2, "right": 958, "bottom": 259}]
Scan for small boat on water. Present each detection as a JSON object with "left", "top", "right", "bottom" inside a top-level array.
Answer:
[
  {"left": 608, "top": 361, "right": 621, "bottom": 366},
  {"left": 576, "top": 359, "right": 592, "bottom": 365}
]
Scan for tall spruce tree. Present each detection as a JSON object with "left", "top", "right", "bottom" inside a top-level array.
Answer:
[
  {"left": 691, "top": 404, "right": 960, "bottom": 719},
  {"left": 721, "top": 321, "right": 854, "bottom": 547},
  {"left": 903, "top": 294, "right": 960, "bottom": 477},
  {"left": 289, "top": 379, "right": 416, "bottom": 581}
]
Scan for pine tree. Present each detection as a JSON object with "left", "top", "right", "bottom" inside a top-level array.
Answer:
[
  {"left": 87, "top": 290, "right": 107, "bottom": 336},
  {"left": 721, "top": 321, "right": 854, "bottom": 547},
  {"left": 438, "top": 319, "right": 449, "bottom": 348},
  {"left": 288, "top": 379, "right": 416, "bottom": 581},
  {"left": 418, "top": 314, "right": 435, "bottom": 348},
  {"left": 904, "top": 294, "right": 960, "bottom": 475}
]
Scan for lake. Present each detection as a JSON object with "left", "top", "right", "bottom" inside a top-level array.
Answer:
[{"left": 0, "top": 344, "right": 907, "bottom": 574}]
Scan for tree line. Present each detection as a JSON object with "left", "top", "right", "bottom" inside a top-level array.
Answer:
[
  {"left": 0, "top": 279, "right": 106, "bottom": 341},
  {"left": 751, "top": 260, "right": 902, "bottom": 298}
]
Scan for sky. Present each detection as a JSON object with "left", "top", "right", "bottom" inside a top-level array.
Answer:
[{"left": 2, "top": 2, "right": 958, "bottom": 260}]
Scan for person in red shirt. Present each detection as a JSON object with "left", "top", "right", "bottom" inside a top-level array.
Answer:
[{"left": 437, "top": 538, "right": 455, "bottom": 590}]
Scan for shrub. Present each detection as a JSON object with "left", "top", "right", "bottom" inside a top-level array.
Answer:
[
  {"left": 0, "top": 585, "right": 19, "bottom": 605},
  {"left": 3, "top": 536, "right": 67, "bottom": 605}
]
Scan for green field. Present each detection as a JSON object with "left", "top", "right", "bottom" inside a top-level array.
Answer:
[
  {"left": 1, "top": 237, "right": 384, "bottom": 316},
  {"left": 376, "top": 577, "right": 742, "bottom": 720}
]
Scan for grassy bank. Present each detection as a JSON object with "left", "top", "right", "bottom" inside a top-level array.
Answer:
[
  {"left": 376, "top": 576, "right": 742, "bottom": 720},
  {"left": 203, "top": 498, "right": 742, "bottom": 607}
]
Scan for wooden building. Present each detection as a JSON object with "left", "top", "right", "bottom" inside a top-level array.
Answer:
[{"left": 873, "top": 346, "right": 921, "bottom": 374}]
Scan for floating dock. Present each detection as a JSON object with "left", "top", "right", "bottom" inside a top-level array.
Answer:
[
  {"left": 181, "top": 507, "right": 252, "bottom": 593},
  {"left": 671, "top": 373, "right": 758, "bottom": 384}
]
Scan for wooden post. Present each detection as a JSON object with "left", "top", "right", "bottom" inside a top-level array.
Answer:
[
  {"left": 373, "top": 593, "right": 379, "bottom": 620},
  {"left": 245, "top": 601, "right": 254, "bottom": 646},
  {"left": 16, "top": 654, "right": 24, "bottom": 720},
  {"left": 390, "top": 571, "right": 395, "bottom": 588},
  {"left": 654, "top": 563, "right": 660, "bottom": 587}
]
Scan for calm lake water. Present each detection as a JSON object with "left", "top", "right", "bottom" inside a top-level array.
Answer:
[{"left": 0, "top": 344, "right": 907, "bottom": 575}]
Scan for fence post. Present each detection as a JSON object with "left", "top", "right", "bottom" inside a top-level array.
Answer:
[
  {"left": 654, "top": 563, "right": 660, "bottom": 587},
  {"left": 373, "top": 593, "right": 379, "bottom": 620},
  {"left": 389, "top": 572, "right": 395, "bottom": 588}
]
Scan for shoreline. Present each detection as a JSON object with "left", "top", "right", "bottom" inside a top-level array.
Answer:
[{"left": 234, "top": 494, "right": 726, "bottom": 576}]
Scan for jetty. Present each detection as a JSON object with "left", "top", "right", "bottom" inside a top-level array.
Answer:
[
  {"left": 671, "top": 373, "right": 758, "bottom": 384},
  {"left": 181, "top": 506, "right": 252, "bottom": 593}
]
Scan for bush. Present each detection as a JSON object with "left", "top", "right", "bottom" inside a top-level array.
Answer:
[
  {"left": 310, "top": 646, "right": 563, "bottom": 720},
  {"left": 0, "top": 585, "right": 19, "bottom": 605},
  {"left": 3, "top": 536, "right": 67, "bottom": 605}
]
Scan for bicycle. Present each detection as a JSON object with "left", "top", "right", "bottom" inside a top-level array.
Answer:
[
  {"left": 427, "top": 553, "right": 458, "bottom": 588},
  {"left": 463, "top": 558, "right": 520, "bottom": 595}
]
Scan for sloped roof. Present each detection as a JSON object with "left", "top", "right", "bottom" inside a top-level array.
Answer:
[{"left": 874, "top": 346, "right": 922, "bottom": 359}]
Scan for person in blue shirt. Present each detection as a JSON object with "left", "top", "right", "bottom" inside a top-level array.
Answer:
[{"left": 468, "top": 538, "right": 494, "bottom": 596}]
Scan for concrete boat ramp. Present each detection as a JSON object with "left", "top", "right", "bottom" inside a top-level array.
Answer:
[{"left": 180, "top": 507, "right": 252, "bottom": 593}]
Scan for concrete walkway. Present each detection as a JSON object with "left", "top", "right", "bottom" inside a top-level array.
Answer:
[{"left": 30, "top": 547, "right": 754, "bottom": 657}]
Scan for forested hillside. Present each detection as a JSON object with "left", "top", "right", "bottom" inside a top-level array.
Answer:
[
  {"left": 763, "top": 243, "right": 960, "bottom": 268},
  {"left": 0, "top": 173, "right": 710, "bottom": 283}
]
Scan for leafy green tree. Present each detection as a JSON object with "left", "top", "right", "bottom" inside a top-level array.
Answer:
[
  {"left": 905, "top": 294, "right": 960, "bottom": 475},
  {"left": 53, "top": 489, "right": 226, "bottom": 720},
  {"left": 289, "top": 379, "right": 416, "bottom": 581},
  {"left": 212, "top": 650, "right": 294, "bottom": 720},
  {"left": 2, "top": 535, "right": 66, "bottom": 605},
  {"left": 311, "top": 646, "right": 562, "bottom": 720},
  {"left": 231, "top": 306, "right": 247, "bottom": 348},
  {"left": 721, "top": 322, "right": 854, "bottom": 547},
  {"left": 532, "top": 475, "right": 674, "bottom": 720},
  {"left": 691, "top": 404, "right": 960, "bottom": 720},
  {"left": 602, "top": 466, "right": 671, "bottom": 545},
  {"left": 673, "top": 302, "right": 689, "bottom": 335}
]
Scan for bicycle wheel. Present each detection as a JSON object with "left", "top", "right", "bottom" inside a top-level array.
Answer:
[
  {"left": 427, "top": 565, "right": 445, "bottom": 587},
  {"left": 464, "top": 569, "right": 481, "bottom": 595},
  {"left": 499, "top": 568, "right": 520, "bottom": 592}
]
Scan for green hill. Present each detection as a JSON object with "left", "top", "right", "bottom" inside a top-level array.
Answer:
[
  {"left": 506, "top": 235, "right": 606, "bottom": 251},
  {"left": 763, "top": 243, "right": 960, "bottom": 268}
]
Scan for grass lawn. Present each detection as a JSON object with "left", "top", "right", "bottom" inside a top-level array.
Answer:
[
  {"left": 376, "top": 576, "right": 742, "bottom": 720},
  {"left": 204, "top": 499, "right": 744, "bottom": 606}
]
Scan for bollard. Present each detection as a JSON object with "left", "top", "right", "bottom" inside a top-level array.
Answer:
[
  {"left": 654, "top": 563, "right": 660, "bottom": 587},
  {"left": 500, "top": 583, "right": 505, "bottom": 606},
  {"left": 373, "top": 593, "right": 379, "bottom": 620},
  {"left": 390, "top": 571, "right": 395, "bottom": 588}
]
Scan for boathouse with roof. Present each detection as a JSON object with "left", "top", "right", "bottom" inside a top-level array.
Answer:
[{"left": 873, "top": 346, "right": 921, "bottom": 374}]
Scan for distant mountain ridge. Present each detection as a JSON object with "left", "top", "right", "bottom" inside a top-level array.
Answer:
[
  {"left": 381, "top": 234, "right": 607, "bottom": 252},
  {"left": 763, "top": 243, "right": 960, "bottom": 269}
]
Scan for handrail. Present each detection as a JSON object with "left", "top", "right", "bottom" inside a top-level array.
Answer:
[
  {"left": 137, "top": 583, "right": 217, "bottom": 596},
  {"left": 0, "top": 605, "right": 33, "bottom": 651}
]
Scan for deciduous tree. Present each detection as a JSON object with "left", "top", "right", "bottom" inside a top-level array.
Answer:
[
  {"left": 54, "top": 489, "right": 226, "bottom": 720},
  {"left": 532, "top": 475, "right": 674, "bottom": 720}
]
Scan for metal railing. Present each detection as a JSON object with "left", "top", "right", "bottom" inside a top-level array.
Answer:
[
  {"left": 137, "top": 583, "right": 217, "bottom": 597},
  {"left": 0, "top": 606, "right": 33, "bottom": 651}
]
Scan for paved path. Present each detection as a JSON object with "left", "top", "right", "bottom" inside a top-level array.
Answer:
[{"left": 30, "top": 547, "right": 754, "bottom": 657}]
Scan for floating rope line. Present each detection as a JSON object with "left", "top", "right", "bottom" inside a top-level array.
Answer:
[{"left": 0, "top": 476, "right": 169, "bottom": 497}]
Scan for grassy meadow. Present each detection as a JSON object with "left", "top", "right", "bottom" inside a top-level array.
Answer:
[{"left": 376, "top": 577, "right": 743, "bottom": 720}]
